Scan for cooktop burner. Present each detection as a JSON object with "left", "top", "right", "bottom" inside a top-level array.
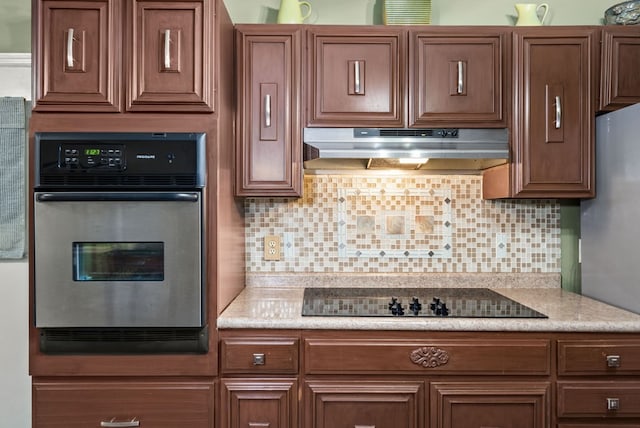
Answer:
[{"left": 302, "top": 288, "right": 547, "bottom": 318}]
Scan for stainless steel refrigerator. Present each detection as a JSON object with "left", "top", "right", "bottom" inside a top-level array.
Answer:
[{"left": 581, "top": 102, "right": 640, "bottom": 314}]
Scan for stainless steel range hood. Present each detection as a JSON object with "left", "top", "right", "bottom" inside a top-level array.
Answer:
[{"left": 303, "top": 127, "right": 510, "bottom": 172}]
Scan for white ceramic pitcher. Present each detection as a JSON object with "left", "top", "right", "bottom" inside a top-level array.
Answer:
[
  {"left": 514, "top": 3, "right": 549, "bottom": 26},
  {"left": 277, "top": 0, "right": 312, "bottom": 24}
]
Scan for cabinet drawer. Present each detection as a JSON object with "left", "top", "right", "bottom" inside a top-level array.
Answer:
[
  {"left": 557, "top": 381, "right": 640, "bottom": 418},
  {"left": 304, "top": 338, "right": 550, "bottom": 375},
  {"left": 221, "top": 337, "right": 299, "bottom": 374},
  {"left": 558, "top": 340, "right": 640, "bottom": 375},
  {"left": 33, "top": 379, "right": 214, "bottom": 428}
]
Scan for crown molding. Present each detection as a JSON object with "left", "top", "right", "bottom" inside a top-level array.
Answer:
[{"left": 0, "top": 53, "right": 31, "bottom": 67}]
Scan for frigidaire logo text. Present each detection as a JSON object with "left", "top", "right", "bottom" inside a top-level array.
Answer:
[{"left": 136, "top": 154, "right": 156, "bottom": 159}]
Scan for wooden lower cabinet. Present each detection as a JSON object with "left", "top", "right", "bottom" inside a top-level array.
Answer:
[
  {"left": 32, "top": 378, "right": 215, "bottom": 428},
  {"left": 304, "top": 380, "right": 425, "bottom": 428},
  {"left": 220, "top": 378, "right": 298, "bottom": 428},
  {"left": 430, "top": 382, "right": 550, "bottom": 428}
]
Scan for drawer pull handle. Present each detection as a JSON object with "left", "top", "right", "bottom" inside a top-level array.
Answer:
[
  {"left": 554, "top": 95, "right": 562, "bottom": 129},
  {"left": 607, "top": 354, "right": 621, "bottom": 368},
  {"left": 354, "top": 60, "right": 361, "bottom": 94},
  {"left": 163, "top": 29, "right": 172, "bottom": 70},
  {"left": 354, "top": 426, "right": 375, "bottom": 428},
  {"left": 607, "top": 397, "right": 620, "bottom": 411},
  {"left": 264, "top": 94, "right": 272, "bottom": 128},
  {"left": 456, "top": 60, "right": 464, "bottom": 94},
  {"left": 100, "top": 418, "right": 140, "bottom": 428},
  {"left": 66, "top": 28, "right": 75, "bottom": 68},
  {"left": 410, "top": 346, "right": 450, "bottom": 368},
  {"left": 253, "top": 353, "right": 266, "bottom": 365}
]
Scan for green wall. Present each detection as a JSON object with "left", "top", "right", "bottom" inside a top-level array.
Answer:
[
  {"left": 1, "top": 0, "right": 617, "bottom": 52},
  {"left": 0, "top": 0, "right": 30, "bottom": 52}
]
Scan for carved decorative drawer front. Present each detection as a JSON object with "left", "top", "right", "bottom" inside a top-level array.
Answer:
[
  {"left": 558, "top": 340, "right": 640, "bottom": 375},
  {"left": 221, "top": 337, "right": 299, "bottom": 374},
  {"left": 32, "top": 380, "right": 215, "bottom": 428},
  {"left": 304, "top": 338, "right": 550, "bottom": 375},
  {"left": 557, "top": 381, "right": 640, "bottom": 418}
]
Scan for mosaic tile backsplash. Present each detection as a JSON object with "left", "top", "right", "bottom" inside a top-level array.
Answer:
[{"left": 245, "top": 175, "right": 561, "bottom": 273}]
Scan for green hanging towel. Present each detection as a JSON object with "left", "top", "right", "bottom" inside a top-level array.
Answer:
[{"left": 0, "top": 97, "right": 26, "bottom": 259}]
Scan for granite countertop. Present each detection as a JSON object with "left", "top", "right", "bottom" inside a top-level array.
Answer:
[{"left": 217, "top": 274, "right": 640, "bottom": 332}]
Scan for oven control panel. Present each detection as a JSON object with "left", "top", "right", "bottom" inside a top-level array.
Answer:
[
  {"left": 35, "top": 132, "right": 206, "bottom": 189},
  {"left": 60, "top": 144, "right": 126, "bottom": 171}
]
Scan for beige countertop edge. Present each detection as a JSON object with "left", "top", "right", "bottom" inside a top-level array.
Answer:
[
  {"left": 245, "top": 272, "right": 561, "bottom": 289},
  {"left": 217, "top": 287, "right": 640, "bottom": 333}
]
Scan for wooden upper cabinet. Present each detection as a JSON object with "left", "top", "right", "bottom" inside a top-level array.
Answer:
[
  {"left": 127, "top": 0, "right": 213, "bottom": 112},
  {"left": 306, "top": 26, "right": 406, "bottom": 127},
  {"left": 34, "top": 0, "right": 121, "bottom": 112},
  {"left": 600, "top": 26, "right": 640, "bottom": 112},
  {"left": 33, "top": 0, "right": 213, "bottom": 113},
  {"left": 484, "top": 28, "right": 597, "bottom": 199},
  {"left": 410, "top": 29, "right": 507, "bottom": 127},
  {"left": 235, "top": 26, "right": 302, "bottom": 197}
]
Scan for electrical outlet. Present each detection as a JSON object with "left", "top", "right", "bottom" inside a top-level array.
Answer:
[{"left": 264, "top": 235, "right": 281, "bottom": 261}]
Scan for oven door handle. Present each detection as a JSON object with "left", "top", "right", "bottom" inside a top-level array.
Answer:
[{"left": 36, "top": 192, "right": 200, "bottom": 202}]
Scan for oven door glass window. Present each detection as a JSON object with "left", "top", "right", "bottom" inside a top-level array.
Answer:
[{"left": 73, "top": 242, "right": 164, "bottom": 281}]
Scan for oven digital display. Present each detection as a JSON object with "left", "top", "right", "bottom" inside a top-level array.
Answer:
[
  {"left": 84, "top": 148, "right": 101, "bottom": 155},
  {"left": 72, "top": 242, "right": 164, "bottom": 281}
]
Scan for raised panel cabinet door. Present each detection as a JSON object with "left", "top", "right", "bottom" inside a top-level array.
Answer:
[
  {"left": 430, "top": 382, "right": 550, "bottom": 428},
  {"left": 410, "top": 30, "right": 506, "bottom": 127},
  {"left": 600, "top": 27, "right": 640, "bottom": 111},
  {"left": 32, "top": 379, "right": 215, "bottom": 428},
  {"left": 304, "top": 381, "right": 425, "bottom": 428},
  {"left": 235, "top": 26, "right": 302, "bottom": 197},
  {"left": 34, "top": 0, "right": 120, "bottom": 112},
  {"left": 512, "top": 29, "right": 597, "bottom": 198},
  {"left": 307, "top": 27, "right": 406, "bottom": 126},
  {"left": 127, "top": 0, "right": 213, "bottom": 112},
  {"left": 221, "top": 379, "right": 298, "bottom": 428}
]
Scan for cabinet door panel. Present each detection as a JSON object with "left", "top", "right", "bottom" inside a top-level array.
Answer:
[
  {"left": 221, "top": 379, "right": 298, "bottom": 428},
  {"left": 305, "top": 381, "right": 424, "bottom": 428},
  {"left": 35, "top": 0, "right": 120, "bottom": 111},
  {"left": 307, "top": 28, "right": 405, "bottom": 126},
  {"left": 127, "top": 0, "right": 213, "bottom": 112},
  {"left": 430, "top": 382, "right": 550, "bottom": 428},
  {"left": 32, "top": 380, "right": 215, "bottom": 428},
  {"left": 235, "top": 27, "right": 302, "bottom": 197},
  {"left": 600, "top": 27, "right": 640, "bottom": 111},
  {"left": 411, "top": 32, "right": 506, "bottom": 126},
  {"left": 512, "top": 29, "right": 596, "bottom": 198}
]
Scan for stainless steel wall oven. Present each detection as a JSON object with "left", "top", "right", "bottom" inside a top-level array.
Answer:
[{"left": 33, "top": 132, "right": 208, "bottom": 354}]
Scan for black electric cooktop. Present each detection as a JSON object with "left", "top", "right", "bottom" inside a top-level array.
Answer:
[{"left": 302, "top": 287, "right": 547, "bottom": 318}]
